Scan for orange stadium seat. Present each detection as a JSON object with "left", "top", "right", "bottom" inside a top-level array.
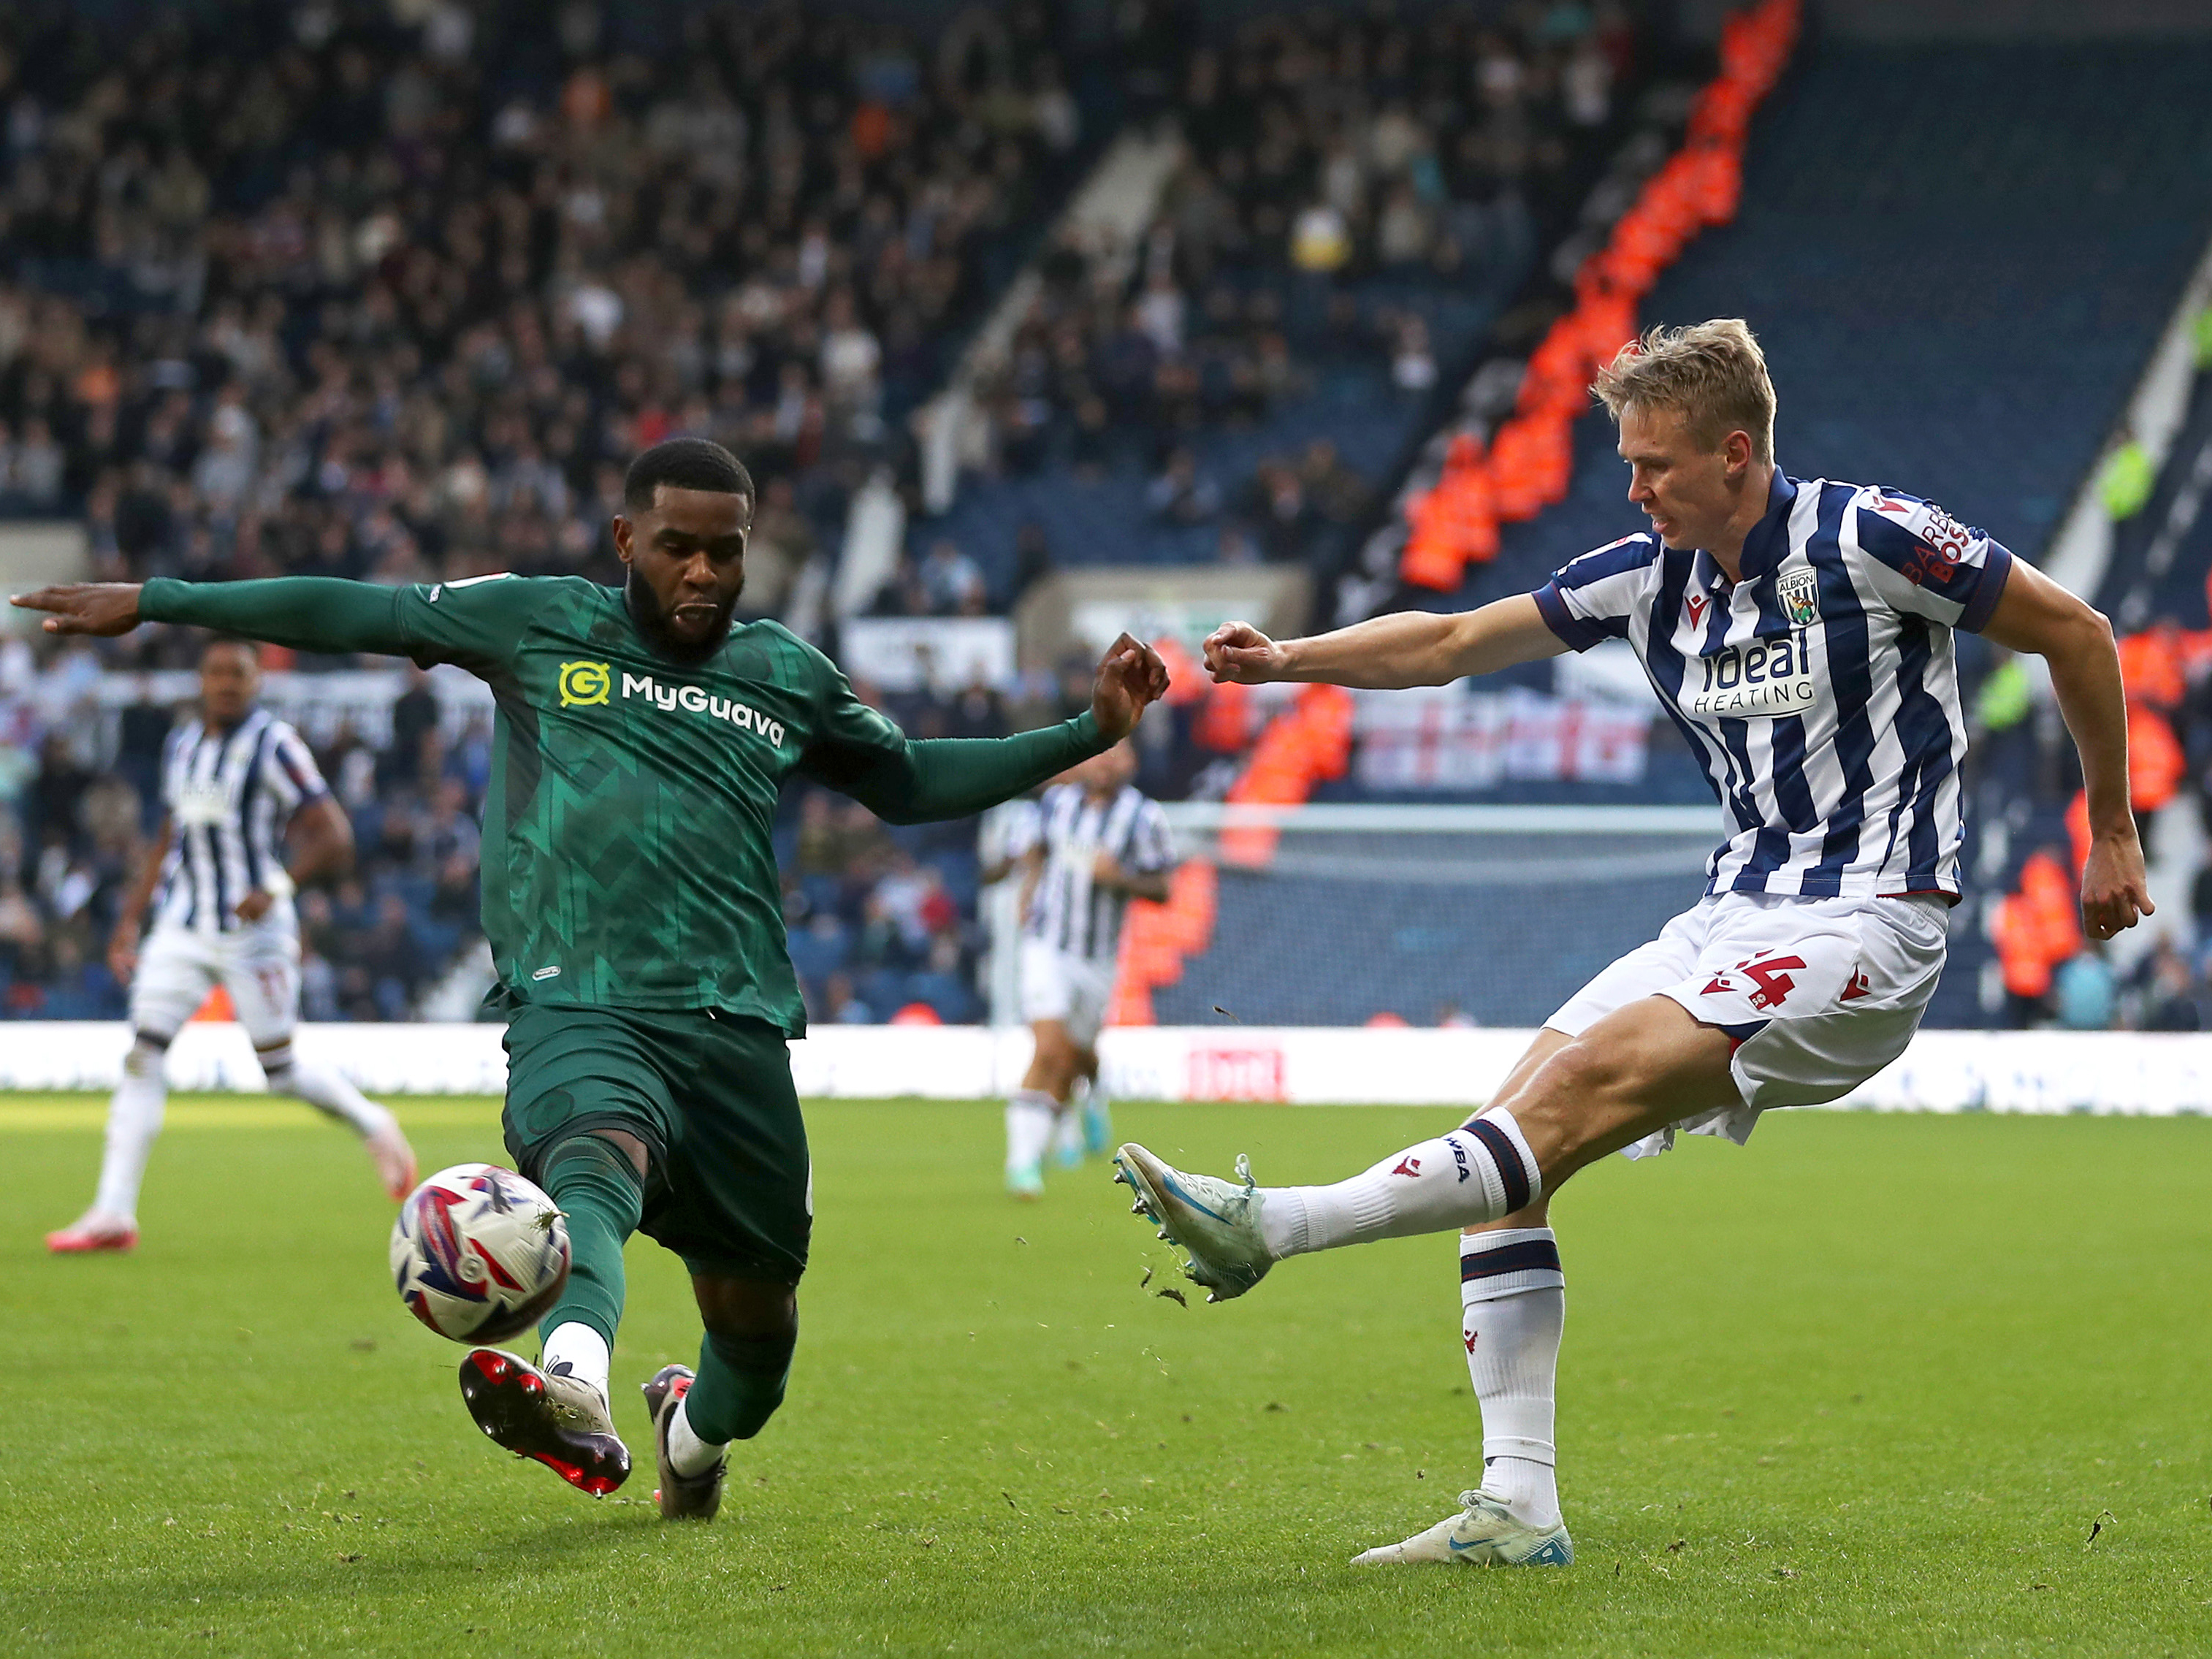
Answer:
[
  {"left": 2128, "top": 705, "right": 2184, "bottom": 815},
  {"left": 1401, "top": 433, "right": 1498, "bottom": 590},
  {"left": 2116, "top": 627, "right": 2186, "bottom": 710}
]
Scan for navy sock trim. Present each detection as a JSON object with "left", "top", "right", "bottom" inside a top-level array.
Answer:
[
  {"left": 1460, "top": 1239, "right": 1563, "bottom": 1281},
  {"left": 1465, "top": 1118, "right": 1531, "bottom": 1213}
]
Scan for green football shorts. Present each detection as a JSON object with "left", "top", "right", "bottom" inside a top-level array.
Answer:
[{"left": 500, "top": 1004, "right": 811, "bottom": 1283}]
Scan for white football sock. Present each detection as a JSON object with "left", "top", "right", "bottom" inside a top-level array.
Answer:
[
  {"left": 667, "top": 1395, "right": 728, "bottom": 1477},
  {"left": 92, "top": 1037, "right": 170, "bottom": 1222},
  {"left": 1004, "top": 1088, "right": 1058, "bottom": 1171},
  {"left": 1460, "top": 1227, "right": 1565, "bottom": 1530},
  {"left": 540, "top": 1322, "right": 611, "bottom": 1400},
  {"left": 259, "top": 1045, "right": 394, "bottom": 1138},
  {"left": 1257, "top": 1107, "right": 1542, "bottom": 1258},
  {"left": 1049, "top": 1107, "right": 1084, "bottom": 1159}
]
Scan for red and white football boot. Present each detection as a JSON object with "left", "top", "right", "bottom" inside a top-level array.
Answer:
[
  {"left": 457, "top": 1348, "right": 630, "bottom": 1496},
  {"left": 45, "top": 1213, "right": 139, "bottom": 1254}
]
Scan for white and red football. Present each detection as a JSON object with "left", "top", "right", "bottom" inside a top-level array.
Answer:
[{"left": 389, "top": 1164, "right": 571, "bottom": 1343}]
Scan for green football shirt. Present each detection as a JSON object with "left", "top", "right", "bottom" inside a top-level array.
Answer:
[{"left": 137, "top": 573, "right": 1108, "bottom": 1031}]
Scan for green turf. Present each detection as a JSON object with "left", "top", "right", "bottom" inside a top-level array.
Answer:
[{"left": 4, "top": 1094, "right": 2210, "bottom": 1658}]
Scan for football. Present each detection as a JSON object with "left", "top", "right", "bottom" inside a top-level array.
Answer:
[{"left": 389, "top": 1164, "right": 571, "bottom": 1344}]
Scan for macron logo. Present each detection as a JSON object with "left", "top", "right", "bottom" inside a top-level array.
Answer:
[{"left": 617, "top": 671, "right": 787, "bottom": 748}]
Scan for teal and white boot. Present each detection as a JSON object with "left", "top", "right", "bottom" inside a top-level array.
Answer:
[
  {"left": 1350, "top": 1490, "right": 1573, "bottom": 1567},
  {"left": 1110, "top": 1143, "right": 1272, "bottom": 1303}
]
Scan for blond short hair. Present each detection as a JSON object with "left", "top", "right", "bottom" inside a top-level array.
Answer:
[{"left": 1592, "top": 319, "right": 1776, "bottom": 464}]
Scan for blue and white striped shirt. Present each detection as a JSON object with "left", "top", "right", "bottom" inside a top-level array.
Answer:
[
  {"left": 1533, "top": 470, "right": 2013, "bottom": 900},
  {"left": 154, "top": 708, "right": 329, "bottom": 934},
  {"left": 1021, "top": 782, "right": 1176, "bottom": 961}
]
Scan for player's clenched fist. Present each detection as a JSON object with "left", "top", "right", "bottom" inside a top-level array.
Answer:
[
  {"left": 1090, "top": 632, "right": 1171, "bottom": 740},
  {"left": 2078, "top": 829, "right": 2153, "bottom": 941},
  {"left": 1204, "top": 620, "right": 1287, "bottom": 684}
]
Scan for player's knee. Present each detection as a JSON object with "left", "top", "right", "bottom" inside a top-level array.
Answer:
[
  {"left": 693, "top": 1274, "right": 798, "bottom": 1342},
  {"left": 539, "top": 1131, "right": 648, "bottom": 1208},
  {"left": 254, "top": 1041, "right": 296, "bottom": 1085},
  {"left": 585, "top": 1126, "right": 649, "bottom": 1180},
  {"left": 126, "top": 1032, "right": 172, "bottom": 1077},
  {"left": 1533, "top": 1037, "right": 1616, "bottom": 1102},
  {"left": 1506, "top": 1038, "right": 1641, "bottom": 1151}
]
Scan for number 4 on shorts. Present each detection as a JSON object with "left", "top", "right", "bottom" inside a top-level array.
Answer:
[{"left": 1702, "top": 953, "right": 1807, "bottom": 1011}]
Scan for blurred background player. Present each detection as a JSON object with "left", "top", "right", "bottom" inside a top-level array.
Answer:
[
  {"left": 976, "top": 790, "right": 1046, "bottom": 1032},
  {"left": 45, "top": 638, "right": 416, "bottom": 1253},
  {"left": 980, "top": 778, "right": 1110, "bottom": 1170},
  {"left": 1002, "top": 741, "right": 1173, "bottom": 1197}
]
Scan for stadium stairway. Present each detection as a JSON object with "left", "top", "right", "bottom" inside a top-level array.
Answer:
[
  {"left": 893, "top": 17, "right": 1662, "bottom": 603},
  {"left": 2097, "top": 369, "right": 2212, "bottom": 634},
  {"left": 920, "top": 275, "right": 1516, "bottom": 600}
]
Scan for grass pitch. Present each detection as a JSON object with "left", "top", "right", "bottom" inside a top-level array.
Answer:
[{"left": 3, "top": 1094, "right": 2209, "bottom": 1658}]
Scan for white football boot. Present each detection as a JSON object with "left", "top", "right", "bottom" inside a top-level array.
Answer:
[
  {"left": 1351, "top": 1489, "right": 1574, "bottom": 1568},
  {"left": 1111, "top": 1143, "right": 1272, "bottom": 1303}
]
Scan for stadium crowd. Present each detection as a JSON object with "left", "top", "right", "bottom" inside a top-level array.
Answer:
[
  {"left": 1, "top": 633, "right": 1064, "bottom": 1023},
  {"left": 0, "top": 0, "right": 1105, "bottom": 1019},
  {"left": 0, "top": 1, "right": 1090, "bottom": 611},
  {"left": 944, "top": 2, "right": 1636, "bottom": 593},
  {"left": 0, "top": 0, "right": 1649, "bottom": 1023}
]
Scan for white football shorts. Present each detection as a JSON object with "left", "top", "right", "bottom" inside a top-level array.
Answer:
[
  {"left": 1546, "top": 889, "right": 1948, "bottom": 1158},
  {"left": 130, "top": 919, "right": 302, "bottom": 1048},
  {"left": 1019, "top": 938, "right": 1116, "bottom": 1049}
]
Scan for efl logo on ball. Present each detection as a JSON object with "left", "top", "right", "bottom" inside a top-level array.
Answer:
[{"left": 389, "top": 1164, "right": 571, "bottom": 1344}]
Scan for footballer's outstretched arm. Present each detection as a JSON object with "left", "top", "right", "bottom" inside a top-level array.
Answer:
[
  {"left": 13, "top": 577, "right": 415, "bottom": 656},
  {"left": 1203, "top": 593, "right": 1568, "bottom": 690},
  {"left": 1981, "top": 560, "right": 2151, "bottom": 940},
  {"left": 807, "top": 633, "right": 1169, "bottom": 825}
]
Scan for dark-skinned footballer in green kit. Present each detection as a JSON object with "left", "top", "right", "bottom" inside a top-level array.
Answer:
[{"left": 15, "top": 437, "right": 1169, "bottom": 1521}]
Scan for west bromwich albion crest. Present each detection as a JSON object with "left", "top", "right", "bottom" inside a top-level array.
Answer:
[{"left": 1777, "top": 568, "right": 1820, "bottom": 627}]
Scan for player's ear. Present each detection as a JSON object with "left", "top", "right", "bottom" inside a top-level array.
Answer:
[{"left": 611, "top": 515, "right": 635, "bottom": 565}]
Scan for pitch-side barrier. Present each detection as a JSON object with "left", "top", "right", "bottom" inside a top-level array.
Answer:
[{"left": 0, "top": 1023, "right": 2208, "bottom": 1117}]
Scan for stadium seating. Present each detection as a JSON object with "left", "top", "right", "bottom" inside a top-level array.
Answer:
[
  {"left": 1397, "top": 0, "right": 1793, "bottom": 595},
  {"left": 1452, "top": 37, "right": 2212, "bottom": 606},
  {"left": 894, "top": 7, "right": 1641, "bottom": 606},
  {"left": 1138, "top": 28, "right": 2212, "bottom": 1031},
  {"left": 1386, "top": 31, "right": 2212, "bottom": 1028}
]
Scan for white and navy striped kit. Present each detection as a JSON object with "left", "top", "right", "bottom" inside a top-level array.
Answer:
[
  {"left": 153, "top": 709, "right": 328, "bottom": 934},
  {"left": 1021, "top": 782, "right": 1175, "bottom": 961},
  {"left": 1533, "top": 470, "right": 2013, "bottom": 899}
]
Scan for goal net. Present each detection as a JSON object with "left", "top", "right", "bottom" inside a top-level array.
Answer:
[{"left": 1147, "top": 802, "right": 1725, "bottom": 1029}]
